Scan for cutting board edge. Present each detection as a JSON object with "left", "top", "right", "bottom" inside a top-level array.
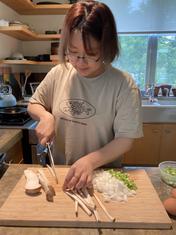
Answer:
[{"left": 0, "top": 219, "right": 172, "bottom": 229}]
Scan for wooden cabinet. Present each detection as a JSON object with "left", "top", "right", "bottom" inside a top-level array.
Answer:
[
  {"left": 159, "top": 124, "right": 176, "bottom": 162},
  {"left": 6, "top": 140, "right": 23, "bottom": 164},
  {"left": 123, "top": 124, "right": 162, "bottom": 165},
  {"left": 0, "top": 129, "right": 23, "bottom": 164},
  {"left": 123, "top": 123, "right": 176, "bottom": 166}
]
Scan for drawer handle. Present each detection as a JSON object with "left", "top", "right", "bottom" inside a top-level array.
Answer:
[
  {"left": 164, "top": 129, "right": 171, "bottom": 134},
  {"left": 152, "top": 129, "right": 159, "bottom": 133}
]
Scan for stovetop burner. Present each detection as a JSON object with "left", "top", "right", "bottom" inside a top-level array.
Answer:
[
  {"left": 0, "top": 116, "right": 31, "bottom": 125},
  {"left": 0, "top": 105, "right": 27, "bottom": 114},
  {"left": 0, "top": 105, "right": 31, "bottom": 126}
]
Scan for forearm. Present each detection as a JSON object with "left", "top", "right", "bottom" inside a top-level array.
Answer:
[
  {"left": 27, "top": 103, "right": 55, "bottom": 145},
  {"left": 85, "top": 138, "right": 134, "bottom": 170},
  {"left": 27, "top": 102, "right": 52, "bottom": 121}
]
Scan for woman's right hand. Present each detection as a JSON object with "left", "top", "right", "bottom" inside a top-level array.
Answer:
[{"left": 35, "top": 112, "right": 55, "bottom": 146}]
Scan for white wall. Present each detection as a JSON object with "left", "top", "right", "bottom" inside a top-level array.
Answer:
[
  {"left": 0, "top": 2, "right": 22, "bottom": 60},
  {"left": 21, "top": 14, "right": 65, "bottom": 56},
  {"left": 21, "top": 14, "right": 65, "bottom": 72},
  {"left": 0, "top": 2, "right": 20, "bottom": 21}
]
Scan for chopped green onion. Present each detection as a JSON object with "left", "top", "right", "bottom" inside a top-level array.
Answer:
[
  {"left": 107, "top": 169, "right": 137, "bottom": 190},
  {"left": 164, "top": 166, "right": 176, "bottom": 176}
]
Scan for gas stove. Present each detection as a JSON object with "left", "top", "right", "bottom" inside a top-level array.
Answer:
[{"left": 0, "top": 105, "right": 31, "bottom": 126}]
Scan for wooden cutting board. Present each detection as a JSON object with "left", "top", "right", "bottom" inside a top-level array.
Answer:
[{"left": 0, "top": 168, "right": 172, "bottom": 229}]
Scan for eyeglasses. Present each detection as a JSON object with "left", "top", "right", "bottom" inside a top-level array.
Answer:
[{"left": 66, "top": 50, "right": 100, "bottom": 64}]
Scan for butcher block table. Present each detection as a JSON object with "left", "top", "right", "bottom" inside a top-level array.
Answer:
[{"left": 0, "top": 164, "right": 175, "bottom": 235}]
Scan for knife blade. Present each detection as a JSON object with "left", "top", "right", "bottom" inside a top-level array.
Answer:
[{"left": 46, "top": 142, "right": 58, "bottom": 184}]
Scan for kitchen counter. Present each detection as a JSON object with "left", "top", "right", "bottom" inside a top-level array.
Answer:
[
  {"left": 0, "top": 120, "right": 38, "bottom": 164},
  {"left": 0, "top": 164, "right": 175, "bottom": 235},
  {"left": 142, "top": 97, "right": 176, "bottom": 123},
  {"left": 0, "top": 129, "right": 22, "bottom": 153}
]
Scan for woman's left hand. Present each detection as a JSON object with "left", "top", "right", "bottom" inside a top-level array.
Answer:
[{"left": 63, "top": 157, "right": 93, "bottom": 191}]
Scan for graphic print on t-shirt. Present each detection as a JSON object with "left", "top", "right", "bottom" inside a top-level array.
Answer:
[{"left": 59, "top": 99, "right": 96, "bottom": 119}]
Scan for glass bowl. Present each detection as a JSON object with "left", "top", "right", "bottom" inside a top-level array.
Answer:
[{"left": 159, "top": 161, "right": 176, "bottom": 187}]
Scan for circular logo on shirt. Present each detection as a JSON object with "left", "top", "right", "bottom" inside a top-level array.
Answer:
[{"left": 59, "top": 99, "right": 96, "bottom": 119}]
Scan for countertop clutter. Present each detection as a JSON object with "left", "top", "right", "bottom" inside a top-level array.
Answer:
[{"left": 0, "top": 165, "right": 175, "bottom": 234}]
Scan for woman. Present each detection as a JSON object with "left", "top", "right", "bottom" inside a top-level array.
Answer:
[{"left": 28, "top": 0, "right": 143, "bottom": 190}]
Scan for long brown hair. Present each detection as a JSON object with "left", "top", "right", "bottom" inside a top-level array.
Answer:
[{"left": 59, "top": 0, "right": 120, "bottom": 64}]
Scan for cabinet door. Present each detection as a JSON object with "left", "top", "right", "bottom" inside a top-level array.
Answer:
[
  {"left": 6, "top": 140, "right": 23, "bottom": 164},
  {"left": 31, "top": 145, "right": 38, "bottom": 164},
  {"left": 29, "top": 129, "right": 38, "bottom": 144},
  {"left": 159, "top": 124, "right": 176, "bottom": 162},
  {"left": 123, "top": 124, "right": 162, "bottom": 165}
]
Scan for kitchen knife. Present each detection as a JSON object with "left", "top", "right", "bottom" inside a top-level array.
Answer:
[{"left": 46, "top": 142, "right": 58, "bottom": 184}]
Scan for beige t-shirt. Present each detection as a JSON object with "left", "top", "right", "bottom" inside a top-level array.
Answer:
[{"left": 30, "top": 63, "right": 143, "bottom": 167}]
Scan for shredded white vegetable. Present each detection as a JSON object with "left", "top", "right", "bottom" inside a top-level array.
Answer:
[{"left": 93, "top": 169, "right": 136, "bottom": 202}]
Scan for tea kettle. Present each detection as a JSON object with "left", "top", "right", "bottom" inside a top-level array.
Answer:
[{"left": 0, "top": 84, "right": 17, "bottom": 107}]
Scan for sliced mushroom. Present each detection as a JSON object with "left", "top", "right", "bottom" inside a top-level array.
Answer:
[
  {"left": 24, "top": 169, "right": 41, "bottom": 195},
  {"left": 37, "top": 169, "right": 56, "bottom": 202}
]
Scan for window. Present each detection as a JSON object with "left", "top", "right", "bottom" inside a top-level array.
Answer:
[
  {"left": 156, "top": 35, "right": 176, "bottom": 86},
  {"left": 113, "top": 33, "right": 176, "bottom": 91}
]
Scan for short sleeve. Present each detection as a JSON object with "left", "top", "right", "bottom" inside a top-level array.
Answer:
[
  {"left": 29, "top": 66, "right": 58, "bottom": 112},
  {"left": 113, "top": 75, "right": 143, "bottom": 139}
]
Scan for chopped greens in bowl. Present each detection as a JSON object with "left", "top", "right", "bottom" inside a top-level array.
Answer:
[{"left": 159, "top": 161, "right": 176, "bottom": 187}]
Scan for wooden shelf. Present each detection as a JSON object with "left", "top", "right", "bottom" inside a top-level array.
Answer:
[
  {"left": 0, "top": 60, "right": 59, "bottom": 65},
  {"left": 0, "top": 26, "right": 61, "bottom": 41},
  {"left": 0, "top": 0, "right": 71, "bottom": 15}
]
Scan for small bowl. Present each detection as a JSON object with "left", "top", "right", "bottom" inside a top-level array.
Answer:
[{"left": 159, "top": 161, "right": 176, "bottom": 187}]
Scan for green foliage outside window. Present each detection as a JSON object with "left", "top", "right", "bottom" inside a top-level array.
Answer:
[
  {"left": 113, "top": 34, "right": 176, "bottom": 91},
  {"left": 156, "top": 35, "right": 176, "bottom": 86}
]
